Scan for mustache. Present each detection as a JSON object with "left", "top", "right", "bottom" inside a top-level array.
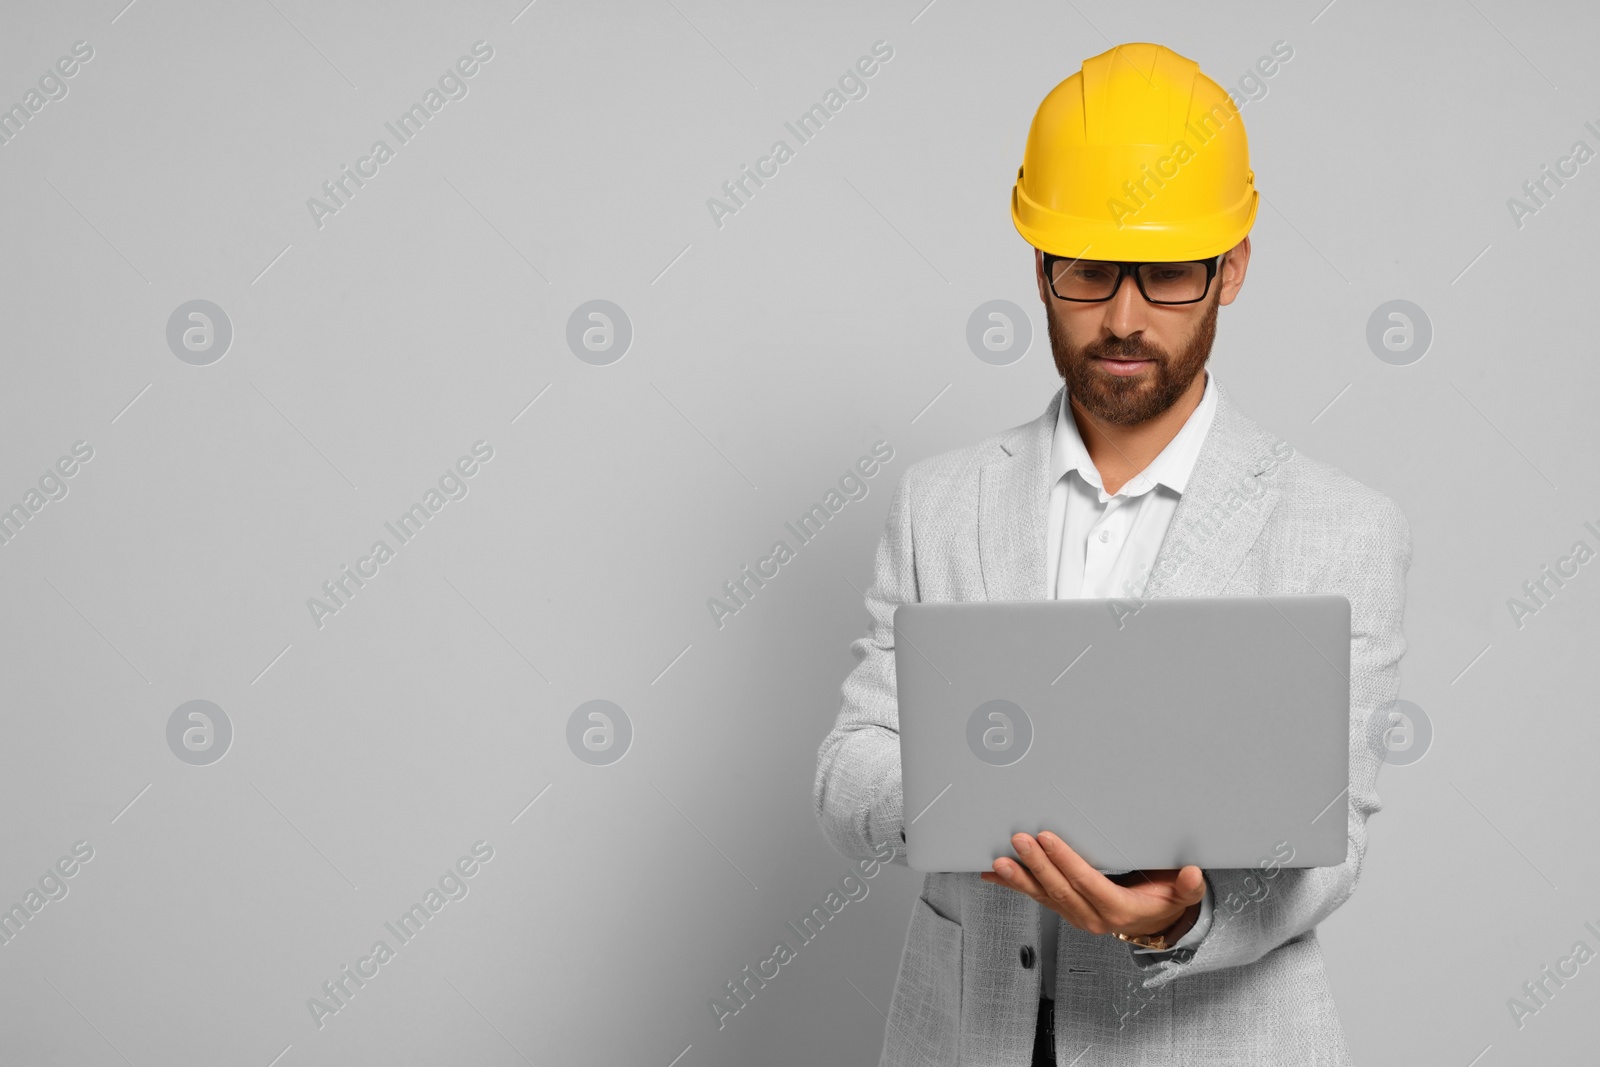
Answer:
[{"left": 1085, "top": 336, "right": 1167, "bottom": 361}]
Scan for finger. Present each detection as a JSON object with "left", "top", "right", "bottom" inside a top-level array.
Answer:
[
  {"left": 990, "top": 858, "right": 1061, "bottom": 912},
  {"left": 988, "top": 843, "right": 1050, "bottom": 895},
  {"left": 1124, "top": 865, "right": 1205, "bottom": 905},
  {"left": 979, "top": 870, "right": 1018, "bottom": 891},
  {"left": 988, "top": 854, "right": 1046, "bottom": 897},
  {"left": 1008, "top": 833, "right": 1102, "bottom": 929},
  {"left": 1106, "top": 865, "right": 1208, "bottom": 925},
  {"left": 1177, "top": 864, "right": 1207, "bottom": 904},
  {"left": 1110, "top": 867, "right": 1182, "bottom": 894},
  {"left": 1034, "top": 831, "right": 1136, "bottom": 928}
]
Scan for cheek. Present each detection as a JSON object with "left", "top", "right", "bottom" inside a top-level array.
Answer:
[
  {"left": 1149, "top": 313, "right": 1197, "bottom": 348},
  {"left": 1050, "top": 304, "right": 1109, "bottom": 347},
  {"left": 1168, "top": 301, "right": 1220, "bottom": 359}
]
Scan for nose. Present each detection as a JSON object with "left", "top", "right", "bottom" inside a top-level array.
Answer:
[{"left": 1103, "top": 267, "right": 1150, "bottom": 338}]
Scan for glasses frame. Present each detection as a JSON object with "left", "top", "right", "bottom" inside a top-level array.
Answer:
[{"left": 1041, "top": 253, "right": 1223, "bottom": 305}]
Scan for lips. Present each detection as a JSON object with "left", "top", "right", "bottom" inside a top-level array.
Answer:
[{"left": 1094, "top": 355, "right": 1154, "bottom": 376}]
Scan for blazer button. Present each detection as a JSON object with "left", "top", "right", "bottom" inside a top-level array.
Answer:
[{"left": 1020, "top": 945, "right": 1036, "bottom": 969}]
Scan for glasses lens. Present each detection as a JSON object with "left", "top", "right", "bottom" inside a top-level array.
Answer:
[
  {"left": 1050, "top": 259, "right": 1121, "bottom": 300},
  {"left": 1049, "top": 259, "right": 1214, "bottom": 303},
  {"left": 1137, "top": 262, "right": 1210, "bottom": 303}
]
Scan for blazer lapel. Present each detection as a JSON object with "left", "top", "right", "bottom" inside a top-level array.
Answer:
[
  {"left": 978, "top": 387, "right": 1062, "bottom": 602},
  {"left": 1142, "top": 379, "right": 1287, "bottom": 599},
  {"left": 976, "top": 377, "right": 1286, "bottom": 603}
]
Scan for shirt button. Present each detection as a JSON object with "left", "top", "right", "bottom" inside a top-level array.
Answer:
[
  {"left": 1099, "top": 530, "right": 1111, "bottom": 542},
  {"left": 1020, "top": 945, "right": 1036, "bottom": 969}
]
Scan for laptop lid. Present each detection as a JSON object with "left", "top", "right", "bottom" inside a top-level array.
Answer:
[{"left": 894, "top": 594, "right": 1351, "bottom": 873}]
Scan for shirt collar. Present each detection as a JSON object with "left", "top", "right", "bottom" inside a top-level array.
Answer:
[{"left": 1050, "top": 368, "right": 1218, "bottom": 500}]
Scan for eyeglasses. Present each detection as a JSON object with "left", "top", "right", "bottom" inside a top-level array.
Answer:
[{"left": 1042, "top": 254, "right": 1222, "bottom": 305}]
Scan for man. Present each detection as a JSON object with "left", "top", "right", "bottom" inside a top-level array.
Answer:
[{"left": 812, "top": 43, "right": 1411, "bottom": 1066}]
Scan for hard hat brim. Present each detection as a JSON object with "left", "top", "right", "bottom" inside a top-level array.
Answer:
[{"left": 1012, "top": 180, "right": 1257, "bottom": 262}]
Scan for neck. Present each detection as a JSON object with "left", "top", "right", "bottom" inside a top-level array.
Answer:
[{"left": 1069, "top": 370, "right": 1207, "bottom": 496}]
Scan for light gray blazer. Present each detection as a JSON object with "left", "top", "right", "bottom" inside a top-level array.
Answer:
[{"left": 813, "top": 380, "right": 1412, "bottom": 1066}]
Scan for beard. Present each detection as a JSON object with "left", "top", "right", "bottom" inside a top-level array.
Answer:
[{"left": 1045, "top": 287, "right": 1219, "bottom": 427}]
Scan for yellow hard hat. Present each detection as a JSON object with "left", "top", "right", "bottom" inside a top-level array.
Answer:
[{"left": 1011, "top": 42, "right": 1257, "bottom": 262}]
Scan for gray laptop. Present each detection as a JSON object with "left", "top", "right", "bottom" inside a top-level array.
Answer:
[{"left": 894, "top": 595, "right": 1351, "bottom": 873}]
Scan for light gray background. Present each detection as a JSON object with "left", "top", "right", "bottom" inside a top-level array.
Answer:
[{"left": 0, "top": 1, "right": 1594, "bottom": 1065}]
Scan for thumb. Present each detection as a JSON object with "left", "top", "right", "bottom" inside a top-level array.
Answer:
[{"left": 1178, "top": 865, "right": 1207, "bottom": 904}]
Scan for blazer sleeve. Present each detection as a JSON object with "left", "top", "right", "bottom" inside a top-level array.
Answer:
[
  {"left": 1133, "top": 493, "right": 1414, "bottom": 987},
  {"left": 813, "top": 471, "right": 917, "bottom": 867}
]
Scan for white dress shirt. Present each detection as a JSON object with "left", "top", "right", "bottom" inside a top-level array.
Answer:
[{"left": 1038, "top": 370, "right": 1219, "bottom": 1000}]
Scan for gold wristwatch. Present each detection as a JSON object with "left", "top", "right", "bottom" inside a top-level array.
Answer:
[
  {"left": 1111, "top": 917, "right": 1182, "bottom": 951},
  {"left": 1111, "top": 929, "right": 1171, "bottom": 951}
]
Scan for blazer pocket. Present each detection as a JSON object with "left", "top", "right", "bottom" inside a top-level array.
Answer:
[{"left": 882, "top": 896, "right": 964, "bottom": 1067}]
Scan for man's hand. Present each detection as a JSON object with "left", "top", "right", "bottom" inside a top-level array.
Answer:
[{"left": 980, "top": 831, "right": 1206, "bottom": 940}]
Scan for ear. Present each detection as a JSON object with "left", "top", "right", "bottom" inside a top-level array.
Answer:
[
  {"left": 1035, "top": 248, "right": 1049, "bottom": 304},
  {"left": 1217, "top": 237, "right": 1251, "bottom": 307}
]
